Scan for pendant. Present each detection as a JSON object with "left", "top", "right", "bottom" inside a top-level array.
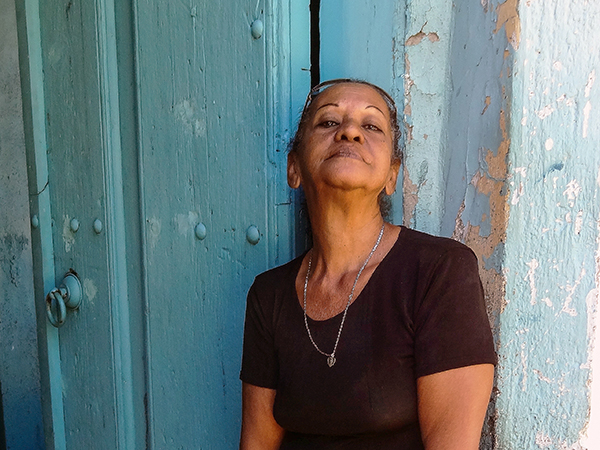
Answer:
[{"left": 327, "top": 355, "right": 336, "bottom": 367}]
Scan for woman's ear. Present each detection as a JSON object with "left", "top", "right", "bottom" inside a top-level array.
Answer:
[
  {"left": 287, "top": 151, "right": 302, "bottom": 189},
  {"left": 384, "top": 160, "right": 401, "bottom": 195}
]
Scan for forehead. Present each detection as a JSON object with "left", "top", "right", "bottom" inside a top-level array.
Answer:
[{"left": 311, "top": 83, "right": 390, "bottom": 117}]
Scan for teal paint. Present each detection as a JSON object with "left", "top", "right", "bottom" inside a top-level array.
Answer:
[
  {"left": 265, "top": 0, "right": 310, "bottom": 262},
  {"left": 94, "top": 0, "right": 136, "bottom": 446},
  {"left": 400, "top": 0, "right": 454, "bottom": 235},
  {"left": 319, "top": 0, "right": 396, "bottom": 92},
  {"left": 496, "top": 0, "right": 600, "bottom": 447},
  {"left": 14, "top": 0, "right": 67, "bottom": 447},
  {"left": 318, "top": 0, "right": 406, "bottom": 224},
  {"left": 133, "top": 2, "right": 280, "bottom": 445},
  {"left": 0, "top": 1, "right": 45, "bottom": 448}
]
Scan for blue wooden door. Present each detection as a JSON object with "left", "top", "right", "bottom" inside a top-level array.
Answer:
[{"left": 21, "top": 0, "right": 309, "bottom": 448}]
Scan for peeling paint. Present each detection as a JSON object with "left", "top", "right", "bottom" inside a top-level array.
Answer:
[
  {"left": 402, "top": 165, "right": 419, "bottom": 226},
  {"left": 62, "top": 215, "right": 76, "bottom": 253},
  {"left": 482, "top": 96, "right": 492, "bottom": 115},
  {"left": 585, "top": 70, "right": 596, "bottom": 98},
  {"left": 495, "top": 0, "right": 521, "bottom": 50},
  {"left": 583, "top": 101, "right": 591, "bottom": 139},
  {"left": 405, "top": 30, "right": 440, "bottom": 46},
  {"left": 173, "top": 99, "right": 207, "bottom": 137},
  {"left": 526, "top": 259, "right": 539, "bottom": 305},
  {"left": 83, "top": 278, "right": 97, "bottom": 305},
  {"left": 461, "top": 108, "right": 510, "bottom": 316},
  {"left": 147, "top": 217, "right": 162, "bottom": 250},
  {"left": 175, "top": 211, "right": 200, "bottom": 236},
  {"left": 561, "top": 268, "right": 585, "bottom": 317}
]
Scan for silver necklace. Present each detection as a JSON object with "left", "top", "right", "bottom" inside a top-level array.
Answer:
[{"left": 303, "top": 224, "right": 385, "bottom": 367}]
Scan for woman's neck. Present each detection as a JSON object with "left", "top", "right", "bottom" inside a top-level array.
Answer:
[{"left": 306, "top": 197, "right": 386, "bottom": 276}]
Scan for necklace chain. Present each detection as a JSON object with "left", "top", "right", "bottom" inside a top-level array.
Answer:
[{"left": 303, "top": 224, "right": 385, "bottom": 367}]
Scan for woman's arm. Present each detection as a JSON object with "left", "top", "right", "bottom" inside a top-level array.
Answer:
[
  {"left": 417, "top": 363, "right": 494, "bottom": 450},
  {"left": 240, "top": 382, "right": 285, "bottom": 450}
]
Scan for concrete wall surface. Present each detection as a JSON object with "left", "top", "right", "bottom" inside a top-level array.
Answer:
[
  {"left": 400, "top": 0, "right": 600, "bottom": 448},
  {"left": 497, "top": 0, "right": 600, "bottom": 447},
  {"left": 0, "top": 0, "right": 45, "bottom": 448}
]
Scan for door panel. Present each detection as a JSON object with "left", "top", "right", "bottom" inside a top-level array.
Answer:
[
  {"left": 23, "top": 0, "right": 309, "bottom": 447},
  {"left": 135, "top": 1, "right": 270, "bottom": 447},
  {"left": 39, "top": 0, "right": 122, "bottom": 447}
]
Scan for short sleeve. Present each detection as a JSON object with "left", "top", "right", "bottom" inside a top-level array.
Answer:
[
  {"left": 240, "top": 281, "right": 279, "bottom": 388},
  {"left": 413, "top": 247, "right": 496, "bottom": 378}
]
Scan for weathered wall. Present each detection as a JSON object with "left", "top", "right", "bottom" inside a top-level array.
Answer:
[
  {"left": 399, "top": 0, "right": 600, "bottom": 447},
  {"left": 0, "top": 0, "right": 45, "bottom": 448},
  {"left": 496, "top": 0, "right": 600, "bottom": 447}
]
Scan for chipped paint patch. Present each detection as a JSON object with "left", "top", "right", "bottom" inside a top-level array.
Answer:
[
  {"left": 83, "top": 278, "right": 97, "bottom": 305},
  {"left": 406, "top": 31, "right": 440, "bottom": 46},
  {"left": 62, "top": 215, "right": 75, "bottom": 253},
  {"left": 526, "top": 259, "right": 539, "bottom": 305},
  {"left": 462, "top": 110, "right": 510, "bottom": 315},
  {"left": 583, "top": 101, "right": 591, "bottom": 139},
  {"left": 561, "top": 267, "right": 585, "bottom": 317},
  {"left": 173, "top": 99, "right": 207, "bottom": 137},
  {"left": 402, "top": 165, "right": 419, "bottom": 226},
  {"left": 147, "top": 217, "right": 162, "bottom": 250},
  {"left": 175, "top": 211, "right": 200, "bottom": 236},
  {"left": 495, "top": 0, "right": 521, "bottom": 49}
]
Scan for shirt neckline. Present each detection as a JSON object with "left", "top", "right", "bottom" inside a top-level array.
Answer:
[{"left": 293, "top": 226, "right": 407, "bottom": 323}]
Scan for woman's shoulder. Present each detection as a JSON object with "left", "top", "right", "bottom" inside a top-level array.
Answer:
[
  {"left": 250, "top": 252, "right": 305, "bottom": 293},
  {"left": 394, "top": 226, "right": 478, "bottom": 265}
]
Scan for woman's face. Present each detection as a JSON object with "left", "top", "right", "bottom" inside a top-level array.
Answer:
[{"left": 288, "top": 83, "right": 399, "bottom": 199}]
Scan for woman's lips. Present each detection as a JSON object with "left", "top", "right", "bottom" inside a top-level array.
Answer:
[{"left": 327, "top": 146, "right": 362, "bottom": 160}]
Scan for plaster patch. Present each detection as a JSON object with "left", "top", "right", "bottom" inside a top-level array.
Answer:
[
  {"left": 147, "top": 217, "right": 162, "bottom": 250},
  {"left": 537, "top": 105, "right": 555, "bottom": 120},
  {"left": 561, "top": 267, "right": 586, "bottom": 317},
  {"left": 535, "top": 431, "right": 553, "bottom": 448},
  {"left": 83, "top": 278, "right": 97, "bottom": 305},
  {"left": 464, "top": 111, "right": 510, "bottom": 315},
  {"left": 515, "top": 167, "right": 527, "bottom": 177},
  {"left": 173, "top": 99, "right": 207, "bottom": 137},
  {"left": 451, "top": 201, "right": 467, "bottom": 242},
  {"left": 585, "top": 70, "right": 596, "bottom": 98},
  {"left": 563, "top": 180, "right": 582, "bottom": 207},
  {"left": 583, "top": 101, "right": 591, "bottom": 139},
  {"left": 482, "top": 96, "right": 491, "bottom": 115},
  {"left": 553, "top": 61, "right": 563, "bottom": 71},
  {"left": 520, "top": 340, "right": 528, "bottom": 391},
  {"left": 545, "top": 138, "right": 554, "bottom": 151},
  {"left": 495, "top": 0, "right": 521, "bottom": 49},
  {"left": 526, "top": 259, "right": 539, "bottom": 305},
  {"left": 62, "top": 215, "right": 75, "bottom": 253},
  {"left": 402, "top": 165, "right": 419, "bottom": 226},
  {"left": 533, "top": 369, "right": 552, "bottom": 384},
  {"left": 511, "top": 182, "right": 524, "bottom": 205},
  {"left": 175, "top": 211, "right": 200, "bottom": 236},
  {"left": 541, "top": 297, "right": 553, "bottom": 307},
  {"left": 574, "top": 211, "right": 583, "bottom": 235},
  {"left": 405, "top": 30, "right": 440, "bottom": 46}
]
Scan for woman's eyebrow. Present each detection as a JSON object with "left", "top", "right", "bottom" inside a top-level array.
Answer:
[
  {"left": 366, "top": 105, "right": 386, "bottom": 116},
  {"left": 316, "top": 102, "right": 339, "bottom": 111}
]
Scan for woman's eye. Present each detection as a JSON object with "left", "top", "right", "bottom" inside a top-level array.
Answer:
[
  {"left": 318, "top": 120, "right": 338, "bottom": 128},
  {"left": 364, "top": 124, "right": 382, "bottom": 132}
]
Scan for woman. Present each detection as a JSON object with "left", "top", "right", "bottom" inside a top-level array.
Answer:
[{"left": 240, "top": 79, "right": 496, "bottom": 449}]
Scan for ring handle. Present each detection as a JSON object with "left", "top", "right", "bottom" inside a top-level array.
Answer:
[{"left": 46, "top": 289, "right": 67, "bottom": 327}]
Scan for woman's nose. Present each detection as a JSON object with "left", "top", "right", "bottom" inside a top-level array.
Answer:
[{"left": 335, "top": 121, "right": 364, "bottom": 144}]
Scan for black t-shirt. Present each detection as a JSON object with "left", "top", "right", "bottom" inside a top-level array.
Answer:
[{"left": 240, "top": 227, "right": 497, "bottom": 449}]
